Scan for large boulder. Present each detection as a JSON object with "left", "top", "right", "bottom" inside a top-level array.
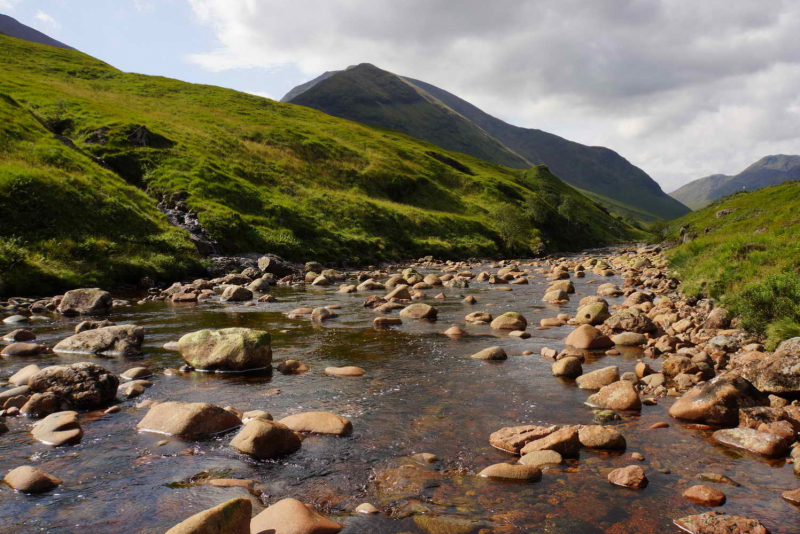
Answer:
[
  {"left": 57, "top": 288, "right": 112, "bottom": 316},
  {"left": 471, "top": 346, "right": 508, "bottom": 361},
  {"left": 490, "top": 312, "right": 527, "bottom": 330},
  {"left": 137, "top": 402, "right": 242, "bottom": 438},
  {"left": 257, "top": 255, "right": 294, "bottom": 277},
  {"left": 165, "top": 498, "right": 252, "bottom": 534},
  {"left": 28, "top": 363, "right": 119, "bottom": 409},
  {"left": 574, "top": 303, "right": 611, "bottom": 325},
  {"left": 668, "top": 375, "right": 768, "bottom": 426},
  {"left": 586, "top": 381, "right": 641, "bottom": 411},
  {"left": 398, "top": 303, "right": 438, "bottom": 320},
  {"left": 178, "top": 328, "right": 271, "bottom": 372},
  {"left": 565, "top": 325, "right": 613, "bottom": 350},
  {"left": 230, "top": 419, "right": 302, "bottom": 459},
  {"left": 53, "top": 325, "right": 144, "bottom": 356},
  {"left": 712, "top": 427, "right": 789, "bottom": 458},
  {"left": 220, "top": 286, "right": 253, "bottom": 302},
  {"left": 576, "top": 366, "right": 620, "bottom": 390},
  {"left": 734, "top": 339, "right": 800, "bottom": 394},
  {"left": 250, "top": 498, "right": 342, "bottom": 534},
  {"left": 3, "top": 466, "right": 62, "bottom": 494}
]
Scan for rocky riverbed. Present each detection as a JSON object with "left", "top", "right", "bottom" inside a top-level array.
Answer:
[{"left": 0, "top": 247, "right": 798, "bottom": 534}]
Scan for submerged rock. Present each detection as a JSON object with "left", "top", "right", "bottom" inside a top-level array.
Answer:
[
  {"left": 608, "top": 465, "right": 648, "bottom": 489},
  {"left": 683, "top": 485, "right": 726, "bottom": 507},
  {"left": 673, "top": 512, "right": 769, "bottom": 534},
  {"left": 478, "top": 463, "right": 541, "bottom": 481}
]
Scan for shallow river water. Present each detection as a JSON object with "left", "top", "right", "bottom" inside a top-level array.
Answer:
[{"left": 1, "top": 257, "right": 798, "bottom": 534}]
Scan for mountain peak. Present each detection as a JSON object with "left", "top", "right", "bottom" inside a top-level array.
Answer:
[{"left": 0, "top": 14, "right": 74, "bottom": 50}]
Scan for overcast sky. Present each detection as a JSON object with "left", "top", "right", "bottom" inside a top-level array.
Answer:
[{"left": 5, "top": 0, "right": 799, "bottom": 192}]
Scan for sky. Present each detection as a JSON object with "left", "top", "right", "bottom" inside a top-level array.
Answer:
[{"left": 3, "top": 0, "right": 799, "bottom": 192}]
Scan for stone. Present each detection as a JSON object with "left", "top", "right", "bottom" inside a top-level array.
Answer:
[
  {"left": 137, "top": 402, "right": 242, "bottom": 438},
  {"left": 165, "top": 497, "right": 252, "bottom": 534},
  {"left": 673, "top": 512, "right": 769, "bottom": 534},
  {"left": 2, "top": 329, "right": 35, "bottom": 342},
  {"left": 782, "top": 488, "right": 800, "bottom": 505},
  {"left": 242, "top": 410, "right": 273, "bottom": 422},
  {"left": 608, "top": 465, "right": 648, "bottom": 489},
  {"left": 552, "top": 357, "right": 582, "bottom": 378},
  {"left": 32, "top": 411, "right": 83, "bottom": 446},
  {"left": 586, "top": 381, "right": 641, "bottom": 411},
  {"left": 75, "top": 320, "right": 116, "bottom": 334},
  {"left": 9, "top": 364, "right": 41, "bottom": 386},
  {"left": 277, "top": 360, "right": 309, "bottom": 374},
  {"left": 53, "top": 325, "right": 144, "bottom": 356},
  {"left": 712, "top": 427, "right": 788, "bottom": 457},
  {"left": 605, "top": 309, "right": 657, "bottom": 334},
  {"left": 519, "top": 449, "right": 563, "bottom": 468},
  {"left": 179, "top": 328, "right": 271, "bottom": 372},
  {"left": 311, "top": 307, "right": 335, "bottom": 322},
  {"left": 58, "top": 288, "right": 112, "bottom": 316},
  {"left": 465, "top": 312, "right": 493, "bottom": 323},
  {"left": 542, "top": 290, "right": 569, "bottom": 303},
  {"left": 683, "top": 485, "right": 726, "bottom": 507},
  {"left": 704, "top": 308, "right": 731, "bottom": 330},
  {"left": 4, "top": 466, "right": 62, "bottom": 494},
  {"left": 355, "top": 503, "right": 379, "bottom": 514},
  {"left": 2, "top": 315, "right": 28, "bottom": 324},
  {"left": 444, "top": 326, "right": 467, "bottom": 336},
  {"left": 565, "top": 325, "right": 613, "bottom": 350},
  {"left": 520, "top": 427, "right": 581, "bottom": 457},
  {"left": 121, "top": 367, "right": 152, "bottom": 379},
  {"left": 668, "top": 375, "right": 768, "bottom": 426},
  {"left": 399, "top": 303, "right": 438, "bottom": 320},
  {"left": 490, "top": 312, "right": 527, "bottom": 330},
  {"left": 578, "top": 425, "right": 626, "bottom": 449},
  {"left": 509, "top": 330, "right": 531, "bottom": 338},
  {"left": 258, "top": 255, "right": 294, "bottom": 277},
  {"left": 489, "top": 425, "right": 560, "bottom": 454},
  {"left": 574, "top": 303, "right": 611, "bottom": 325},
  {"left": 279, "top": 412, "right": 352, "bottom": 435},
  {"left": 478, "top": 463, "right": 542, "bottom": 481},
  {"left": 471, "top": 346, "right": 508, "bottom": 361},
  {"left": 250, "top": 498, "right": 341, "bottom": 534},
  {"left": 735, "top": 341, "right": 800, "bottom": 394},
  {"left": 697, "top": 473, "right": 740, "bottom": 486},
  {"left": 29, "top": 362, "right": 119, "bottom": 409},
  {"left": 1, "top": 343, "right": 49, "bottom": 357},
  {"left": 230, "top": 419, "right": 302, "bottom": 459},
  {"left": 385, "top": 285, "right": 411, "bottom": 300},
  {"left": 221, "top": 286, "right": 253, "bottom": 302},
  {"left": 374, "top": 317, "right": 402, "bottom": 326},
  {"left": 20, "top": 392, "right": 63, "bottom": 417},
  {"left": 576, "top": 366, "right": 620, "bottom": 390},
  {"left": 635, "top": 362, "right": 652, "bottom": 378},
  {"left": 325, "top": 366, "right": 365, "bottom": 377},
  {"left": 612, "top": 332, "right": 647, "bottom": 346}
]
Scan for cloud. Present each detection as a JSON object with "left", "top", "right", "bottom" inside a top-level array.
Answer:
[
  {"left": 34, "top": 9, "right": 60, "bottom": 29},
  {"left": 186, "top": 0, "right": 800, "bottom": 190},
  {"left": 246, "top": 90, "right": 272, "bottom": 100},
  {"left": 133, "top": 0, "right": 155, "bottom": 13},
  {"left": 0, "top": 0, "right": 23, "bottom": 12}
]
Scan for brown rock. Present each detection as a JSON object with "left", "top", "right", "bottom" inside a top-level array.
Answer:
[
  {"left": 1, "top": 342, "right": 49, "bottom": 357},
  {"left": 230, "top": 419, "right": 302, "bottom": 459},
  {"left": 683, "top": 485, "right": 726, "bottom": 506},
  {"left": 250, "top": 498, "right": 342, "bottom": 534},
  {"left": 565, "top": 325, "right": 613, "bottom": 350},
  {"left": 399, "top": 303, "right": 437, "bottom": 320},
  {"left": 552, "top": 357, "right": 582, "bottom": 378},
  {"left": 32, "top": 411, "right": 83, "bottom": 446},
  {"left": 608, "top": 465, "right": 648, "bottom": 489},
  {"left": 576, "top": 366, "right": 619, "bottom": 390},
  {"left": 137, "top": 402, "right": 242, "bottom": 438},
  {"left": 471, "top": 346, "right": 508, "bottom": 361},
  {"left": 279, "top": 412, "right": 352, "bottom": 436},
  {"left": 712, "top": 427, "right": 788, "bottom": 458},
  {"left": 586, "top": 381, "right": 641, "bottom": 411},
  {"left": 4, "top": 465, "right": 62, "bottom": 494},
  {"left": 520, "top": 427, "right": 581, "bottom": 457},
  {"left": 58, "top": 288, "right": 112, "bottom": 316},
  {"left": 478, "top": 463, "right": 542, "bottom": 481},
  {"left": 578, "top": 425, "right": 626, "bottom": 449},
  {"left": 165, "top": 497, "right": 251, "bottom": 534},
  {"left": 489, "top": 425, "right": 560, "bottom": 454},
  {"left": 325, "top": 366, "right": 365, "bottom": 377},
  {"left": 673, "top": 512, "right": 768, "bottom": 534},
  {"left": 668, "top": 375, "right": 768, "bottom": 426}
]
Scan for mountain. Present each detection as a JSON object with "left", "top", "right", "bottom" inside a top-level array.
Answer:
[
  {"left": 284, "top": 64, "right": 690, "bottom": 221},
  {"left": 0, "top": 14, "right": 74, "bottom": 49},
  {"left": 663, "top": 180, "right": 800, "bottom": 349},
  {"left": 0, "top": 34, "right": 642, "bottom": 296},
  {"left": 670, "top": 155, "right": 800, "bottom": 210}
]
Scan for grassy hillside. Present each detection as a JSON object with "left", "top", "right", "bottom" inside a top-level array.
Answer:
[
  {"left": 0, "top": 35, "right": 643, "bottom": 296},
  {"left": 290, "top": 64, "right": 531, "bottom": 169},
  {"left": 670, "top": 155, "right": 800, "bottom": 210},
  {"left": 403, "top": 77, "right": 691, "bottom": 222},
  {"left": 663, "top": 181, "right": 800, "bottom": 348}
]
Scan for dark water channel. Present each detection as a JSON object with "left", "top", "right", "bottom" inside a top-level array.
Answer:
[{"left": 1, "top": 260, "right": 798, "bottom": 533}]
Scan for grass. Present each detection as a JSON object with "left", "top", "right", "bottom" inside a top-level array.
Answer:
[
  {"left": 0, "top": 34, "right": 643, "bottom": 296},
  {"left": 663, "top": 181, "right": 800, "bottom": 348}
]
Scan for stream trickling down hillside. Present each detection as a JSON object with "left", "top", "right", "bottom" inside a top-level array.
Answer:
[{"left": 0, "top": 260, "right": 797, "bottom": 534}]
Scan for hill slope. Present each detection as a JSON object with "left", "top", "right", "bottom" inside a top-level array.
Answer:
[
  {"left": 0, "top": 34, "right": 642, "bottom": 296},
  {"left": 0, "top": 14, "right": 74, "bottom": 49},
  {"left": 285, "top": 65, "right": 690, "bottom": 221},
  {"left": 663, "top": 181, "right": 800, "bottom": 348},
  {"left": 670, "top": 155, "right": 800, "bottom": 210}
]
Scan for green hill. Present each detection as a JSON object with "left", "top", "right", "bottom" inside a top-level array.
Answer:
[
  {"left": 0, "top": 34, "right": 643, "bottom": 296},
  {"left": 663, "top": 181, "right": 800, "bottom": 348},
  {"left": 670, "top": 154, "right": 800, "bottom": 210},
  {"left": 286, "top": 64, "right": 690, "bottom": 222}
]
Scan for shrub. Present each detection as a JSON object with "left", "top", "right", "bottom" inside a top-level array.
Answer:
[{"left": 730, "top": 271, "right": 800, "bottom": 348}]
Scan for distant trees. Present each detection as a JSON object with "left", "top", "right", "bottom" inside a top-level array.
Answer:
[
  {"left": 525, "top": 194, "right": 550, "bottom": 225},
  {"left": 490, "top": 203, "right": 530, "bottom": 249},
  {"left": 558, "top": 197, "right": 579, "bottom": 224}
]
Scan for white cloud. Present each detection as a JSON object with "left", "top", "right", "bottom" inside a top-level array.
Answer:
[
  {"left": 0, "top": 0, "right": 23, "bottom": 12},
  {"left": 34, "top": 9, "right": 60, "bottom": 29},
  {"left": 186, "top": 0, "right": 800, "bottom": 190},
  {"left": 246, "top": 90, "right": 272, "bottom": 99},
  {"left": 133, "top": 0, "right": 155, "bottom": 13}
]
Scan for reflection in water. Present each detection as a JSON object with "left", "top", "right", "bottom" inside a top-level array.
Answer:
[{"left": 0, "top": 259, "right": 796, "bottom": 533}]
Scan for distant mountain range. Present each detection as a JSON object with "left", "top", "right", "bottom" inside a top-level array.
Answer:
[
  {"left": 283, "top": 63, "right": 690, "bottom": 221},
  {"left": 670, "top": 155, "right": 800, "bottom": 210},
  {"left": 0, "top": 14, "right": 73, "bottom": 50}
]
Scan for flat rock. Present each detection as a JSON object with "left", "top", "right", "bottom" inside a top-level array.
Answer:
[
  {"left": 673, "top": 512, "right": 769, "bottom": 534},
  {"left": 250, "top": 498, "right": 342, "bottom": 534},
  {"left": 279, "top": 412, "right": 352, "bottom": 436},
  {"left": 53, "top": 325, "right": 144, "bottom": 356},
  {"left": 32, "top": 411, "right": 83, "bottom": 446},
  {"left": 586, "top": 381, "right": 641, "bottom": 411},
  {"left": 29, "top": 362, "right": 119, "bottom": 409},
  {"left": 9, "top": 364, "right": 41, "bottom": 386},
  {"left": 399, "top": 303, "right": 438, "bottom": 320},
  {"left": 683, "top": 485, "right": 726, "bottom": 506},
  {"left": 478, "top": 463, "right": 541, "bottom": 481},
  {"left": 230, "top": 419, "right": 302, "bottom": 459},
  {"left": 471, "top": 346, "right": 507, "bottom": 361},
  {"left": 489, "top": 425, "right": 560, "bottom": 454},
  {"left": 576, "top": 366, "right": 619, "bottom": 390},
  {"left": 578, "top": 425, "right": 626, "bottom": 449},
  {"left": 325, "top": 366, "right": 365, "bottom": 377},
  {"left": 1, "top": 343, "right": 49, "bottom": 357},
  {"left": 520, "top": 427, "right": 581, "bottom": 457},
  {"left": 137, "top": 402, "right": 242, "bottom": 438},
  {"left": 712, "top": 427, "right": 788, "bottom": 458},
  {"left": 668, "top": 375, "right": 768, "bottom": 426},
  {"left": 165, "top": 497, "right": 252, "bottom": 534},
  {"left": 518, "top": 450, "right": 563, "bottom": 468}
]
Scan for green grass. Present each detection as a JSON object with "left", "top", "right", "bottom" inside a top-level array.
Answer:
[
  {"left": 663, "top": 181, "right": 800, "bottom": 348},
  {"left": 0, "top": 34, "right": 643, "bottom": 296}
]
